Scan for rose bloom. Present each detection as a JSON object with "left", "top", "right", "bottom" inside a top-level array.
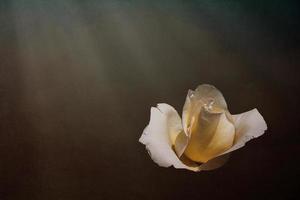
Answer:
[{"left": 139, "top": 84, "right": 267, "bottom": 171}]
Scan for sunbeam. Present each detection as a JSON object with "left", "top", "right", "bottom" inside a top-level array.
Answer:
[{"left": 12, "top": 0, "right": 125, "bottom": 134}]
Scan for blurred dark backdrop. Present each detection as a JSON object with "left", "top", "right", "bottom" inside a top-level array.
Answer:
[{"left": 0, "top": 0, "right": 299, "bottom": 199}]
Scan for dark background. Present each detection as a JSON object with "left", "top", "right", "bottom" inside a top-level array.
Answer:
[{"left": 0, "top": 0, "right": 299, "bottom": 199}]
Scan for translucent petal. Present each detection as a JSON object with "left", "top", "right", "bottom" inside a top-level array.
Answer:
[
  {"left": 194, "top": 84, "right": 227, "bottom": 109},
  {"left": 182, "top": 84, "right": 227, "bottom": 136},
  {"left": 183, "top": 107, "right": 235, "bottom": 163},
  {"left": 174, "top": 131, "right": 189, "bottom": 157}
]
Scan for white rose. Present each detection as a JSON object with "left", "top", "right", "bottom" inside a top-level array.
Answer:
[{"left": 139, "top": 84, "right": 267, "bottom": 172}]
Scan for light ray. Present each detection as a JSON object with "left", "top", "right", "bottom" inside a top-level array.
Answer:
[{"left": 12, "top": 0, "right": 121, "bottom": 133}]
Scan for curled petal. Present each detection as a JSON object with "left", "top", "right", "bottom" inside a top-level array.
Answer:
[
  {"left": 174, "top": 131, "right": 189, "bottom": 157},
  {"left": 194, "top": 84, "right": 228, "bottom": 109},
  {"left": 156, "top": 103, "right": 182, "bottom": 145},
  {"left": 184, "top": 107, "right": 235, "bottom": 163},
  {"left": 157, "top": 104, "right": 189, "bottom": 158},
  {"left": 221, "top": 108, "right": 267, "bottom": 155},
  {"left": 139, "top": 105, "right": 200, "bottom": 171},
  {"left": 182, "top": 90, "right": 193, "bottom": 135},
  {"left": 182, "top": 84, "right": 227, "bottom": 136}
]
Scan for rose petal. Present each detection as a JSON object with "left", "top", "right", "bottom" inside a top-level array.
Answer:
[
  {"left": 184, "top": 107, "right": 235, "bottom": 163},
  {"left": 194, "top": 84, "right": 228, "bottom": 109},
  {"left": 182, "top": 89, "right": 194, "bottom": 135},
  {"left": 156, "top": 103, "right": 182, "bottom": 145},
  {"left": 174, "top": 131, "right": 189, "bottom": 157},
  {"left": 221, "top": 108, "right": 267, "bottom": 155},
  {"left": 182, "top": 84, "right": 227, "bottom": 136},
  {"left": 139, "top": 105, "right": 200, "bottom": 171},
  {"left": 157, "top": 103, "right": 189, "bottom": 158}
]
